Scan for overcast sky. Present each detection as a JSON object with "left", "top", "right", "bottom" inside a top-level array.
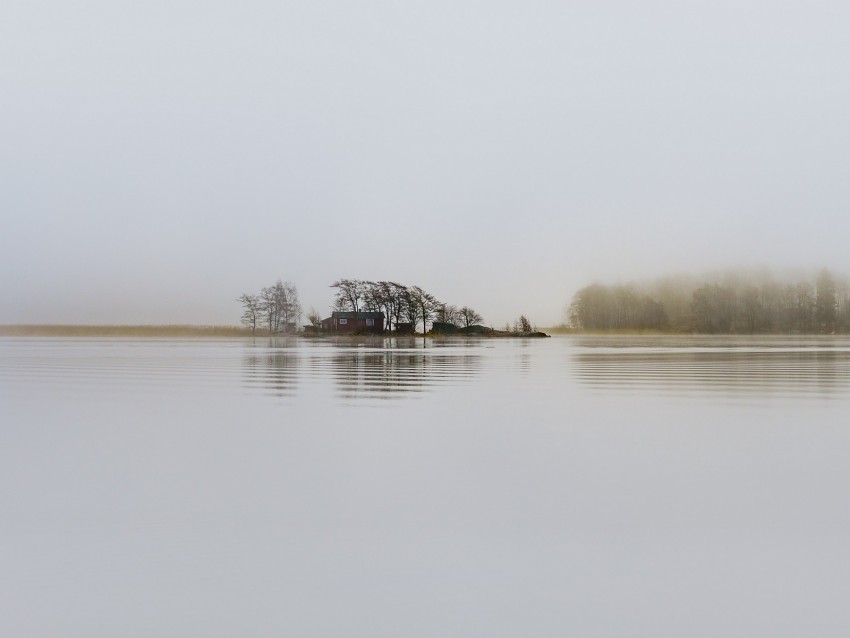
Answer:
[{"left": 2, "top": 0, "right": 849, "bottom": 326}]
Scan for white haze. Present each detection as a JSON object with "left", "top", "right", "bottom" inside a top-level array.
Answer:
[{"left": 2, "top": 0, "right": 849, "bottom": 327}]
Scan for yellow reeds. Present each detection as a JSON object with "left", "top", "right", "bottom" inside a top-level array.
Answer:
[{"left": 0, "top": 325, "right": 257, "bottom": 337}]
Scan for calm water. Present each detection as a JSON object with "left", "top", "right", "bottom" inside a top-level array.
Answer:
[{"left": 3, "top": 335, "right": 850, "bottom": 636}]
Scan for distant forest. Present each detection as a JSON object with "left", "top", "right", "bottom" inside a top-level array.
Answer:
[{"left": 567, "top": 269, "right": 849, "bottom": 334}]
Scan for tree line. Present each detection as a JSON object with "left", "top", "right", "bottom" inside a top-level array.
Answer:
[
  {"left": 238, "top": 280, "right": 301, "bottom": 335},
  {"left": 567, "top": 268, "right": 850, "bottom": 334},
  {"left": 325, "top": 279, "right": 484, "bottom": 333}
]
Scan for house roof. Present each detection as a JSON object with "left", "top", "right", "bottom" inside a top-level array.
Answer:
[{"left": 329, "top": 311, "right": 384, "bottom": 319}]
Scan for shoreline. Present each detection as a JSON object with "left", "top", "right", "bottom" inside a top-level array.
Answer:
[
  {"left": 0, "top": 324, "right": 551, "bottom": 338},
  {"left": 0, "top": 325, "right": 255, "bottom": 337},
  {"left": 2, "top": 325, "right": 844, "bottom": 338}
]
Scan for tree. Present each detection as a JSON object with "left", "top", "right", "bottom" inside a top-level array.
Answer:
[
  {"left": 401, "top": 288, "right": 422, "bottom": 332},
  {"left": 380, "top": 281, "right": 409, "bottom": 332},
  {"left": 816, "top": 269, "right": 837, "bottom": 333},
  {"left": 568, "top": 284, "right": 613, "bottom": 329},
  {"left": 517, "top": 315, "right": 532, "bottom": 332},
  {"left": 837, "top": 278, "right": 850, "bottom": 332},
  {"left": 567, "top": 268, "right": 850, "bottom": 335},
  {"left": 259, "top": 285, "right": 277, "bottom": 333},
  {"left": 306, "top": 307, "right": 323, "bottom": 329},
  {"left": 691, "top": 284, "right": 735, "bottom": 333},
  {"left": 361, "top": 281, "right": 382, "bottom": 313},
  {"left": 435, "top": 304, "right": 460, "bottom": 325},
  {"left": 398, "top": 285, "right": 438, "bottom": 333},
  {"left": 363, "top": 280, "right": 407, "bottom": 331},
  {"left": 458, "top": 306, "right": 483, "bottom": 328},
  {"left": 792, "top": 282, "right": 815, "bottom": 333},
  {"left": 331, "top": 279, "right": 368, "bottom": 314},
  {"left": 254, "top": 280, "right": 302, "bottom": 333},
  {"left": 759, "top": 282, "right": 788, "bottom": 333},
  {"left": 638, "top": 297, "right": 669, "bottom": 330},
  {"left": 237, "top": 293, "right": 260, "bottom": 334},
  {"left": 738, "top": 285, "right": 762, "bottom": 333},
  {"left": 326, "top": 278, "right": 496, "bottom": 334},
  {"left": 331, "top": 279, "right": 435, "bottom": 332},
  {"left": 276, "top": 280, "right": 301, "bottom": 331},
  {"left": 408, "top": 285, "right": 438, "bottom": 333}
]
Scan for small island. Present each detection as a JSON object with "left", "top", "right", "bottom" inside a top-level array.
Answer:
[{"left": 238, "top": 278, "right": 549, "bottom": 338}]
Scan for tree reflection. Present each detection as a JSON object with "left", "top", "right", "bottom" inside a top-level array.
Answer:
[
  {"left": 573, "top": 345, "right": 850, "bottom": 398},
  {"left": 242, "top": 338, "right": 484, "bottom": 400},
  {"left": 330, "top": 347, "right": 482, "bottom": 400},
  {"left": 243, "top": 351, "right": 299, "bottom": 397}
]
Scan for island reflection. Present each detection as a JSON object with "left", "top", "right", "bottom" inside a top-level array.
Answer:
[{"left": 243, "top": 337, "right": 483, "bottom": 400}]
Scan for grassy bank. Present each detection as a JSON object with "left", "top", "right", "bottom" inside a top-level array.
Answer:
[
  {"left": 547, "top": 327, "right": 677, "bottom": 335},
  {"left": 0, "top": 324, "right": 257, "bottom": 337}
]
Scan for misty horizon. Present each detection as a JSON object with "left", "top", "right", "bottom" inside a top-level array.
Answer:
[
  {"left": 3, "top": 2, "right": 849, "bottom": 327},
  {"left": 3, "top": 264, "right": 848, "bottom": 330}
]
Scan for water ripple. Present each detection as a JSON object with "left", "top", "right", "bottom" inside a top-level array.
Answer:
[{"left": 572, "top": 349, "right": 850, "bottom": 398}]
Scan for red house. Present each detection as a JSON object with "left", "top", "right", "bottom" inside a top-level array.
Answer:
[{"left": 320, "top": 311, "right": 384, "bottom": 334}]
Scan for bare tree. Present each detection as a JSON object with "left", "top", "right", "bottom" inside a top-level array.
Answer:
[
  {"left": 364, "top": 280, "right": 406, "bottom": 332},
  {"left": 330, "top": 279, "right": 415, "bottom": 331},
  {"left": 386, "top": 282, "right": 408, "bottom": 331},
  {"left": 435, "top": 304, "right": 460, "bottom": 325},
  {"left": 361, "top": 280, "right": 383, "bottom": 313},
  {"left": 401, "top": 287, "right": 422, "bottom": 332},
  {"left": 257, "top": 280, "right": 302, "bottom": 333},
  {"left": 259, "top": 285, "right": 277, "bottom": 333},
  {"left": 328, "top": 279, "right": 492, "bottom": 333},
  {"left": 331, "top": 279, "right": 368, "bottom": 314},
  {"left": 277, "top": 280, "right": 302, "bottom": 331},
  {"left": 458, "top": 306, "right": 483, "bottom": 328},
  {"left": 237, "top": 293, "right": 260, "bottom": 334},
  {"left": 306, "top": 307, "right": 323, "bottom": 329},
  {"left": 407, "top": 285, "right": 438, "bottom": 333}
]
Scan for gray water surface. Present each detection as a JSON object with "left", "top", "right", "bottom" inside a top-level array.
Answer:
[{"left": 3, "top": 335, "right": 850, "bottom": 637}]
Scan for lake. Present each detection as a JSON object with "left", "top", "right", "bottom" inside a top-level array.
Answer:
[{"left": 3, "top": 335, "right": 850, "bottom": 636}]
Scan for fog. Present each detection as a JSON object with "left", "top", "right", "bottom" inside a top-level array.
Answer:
[{"left": 3, "top": 1, "right": 849, "bottom": 327}]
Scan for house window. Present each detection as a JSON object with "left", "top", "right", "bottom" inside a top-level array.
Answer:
[
  {"left": 366, "top": 319, "right": 374, "bottom": 327},
  {"left": 339, "top": 318, "right": 348, "bottom": 325}
]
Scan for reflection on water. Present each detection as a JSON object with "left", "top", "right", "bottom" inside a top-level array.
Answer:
[
  {"left": 6, "top": 335, "right": 850, "bottom": 403},
  {"left": 243, "top": 337, "right": 483, "bottom": 400},
  {"left": 6, "top": 335, "right": 850, "bottom": 636},
  {"left": 572, "top": 335, "right": 850, "bottom": 398},
  {"left": 243, "top": 351, "right": 300, "bottom": 397}
]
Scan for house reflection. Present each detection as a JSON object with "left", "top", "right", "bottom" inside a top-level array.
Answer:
[
  {"left": 242, "top": 338, "right": 484, "bottom": 400},
  {"left": 328, "top": 350, "right": 479, "bottom": 399}
]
